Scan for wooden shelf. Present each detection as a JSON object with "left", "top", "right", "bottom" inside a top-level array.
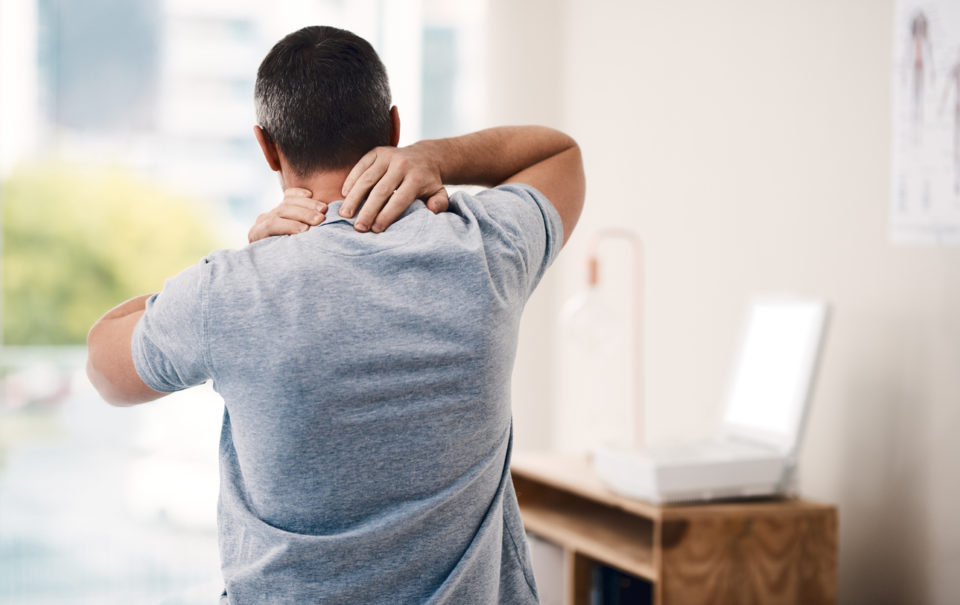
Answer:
[
  {"left": 512, "top": 451, "right": 835, "bottom": 520},
  {"left": 511, "top": 451, "right": 837, "bottom": 605},
  {"left": 512, "top": 451, "right": 662, "bottom": 519},
  {"left": 516, "top": 474, "right": 656, "bottom": 581}
]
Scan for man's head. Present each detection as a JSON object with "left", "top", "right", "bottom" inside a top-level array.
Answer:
[{"left": 254, "top": 26, "right": 396, "bottom": 177}]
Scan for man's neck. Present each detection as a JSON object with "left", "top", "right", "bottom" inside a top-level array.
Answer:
[{"left": 282, "top": 167, "right": 353, "bottom": 204}]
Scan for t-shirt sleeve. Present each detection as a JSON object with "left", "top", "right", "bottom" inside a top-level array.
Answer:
[
  {"left": 131, "top": 260, "right": 211, "bottom": 393},
  {"left": 471, "top": 182, "right": 564, "bottom": 298}
]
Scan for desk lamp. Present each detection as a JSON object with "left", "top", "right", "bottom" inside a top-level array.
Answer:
[{"left": 561, "top": 229, "right": 645, "bottom": 449}]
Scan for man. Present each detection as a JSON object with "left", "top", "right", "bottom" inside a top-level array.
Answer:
[{"left": 87, "top": 25, "right": 584, "bottom": 603}]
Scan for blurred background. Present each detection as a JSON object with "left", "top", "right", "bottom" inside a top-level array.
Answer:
[{"left": 1, "top": 0, "right": 958, "bottom": 603}]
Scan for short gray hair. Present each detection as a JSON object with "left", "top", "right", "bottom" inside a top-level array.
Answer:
[{"left": 254, "top": 26, "right": 393, "bottom": 175}]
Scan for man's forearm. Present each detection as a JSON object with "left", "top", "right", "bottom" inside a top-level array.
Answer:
[
  {"left": 413, "top": 126, "right": 578, "bottom": 187},
  {"left": 338, "top": 124, "right": 584, "bottom": 242}
]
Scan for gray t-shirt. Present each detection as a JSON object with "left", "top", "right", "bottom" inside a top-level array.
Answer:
[{"left": 131, "top": 183, "right": 563, "bottom": 604}]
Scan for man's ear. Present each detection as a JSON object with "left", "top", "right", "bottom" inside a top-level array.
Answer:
[
  {"left": 254, "top": 125, "right": 282, "bottom": 172},
  {"left": 389, "top": 106, "right": 401, "bottom": 147}
]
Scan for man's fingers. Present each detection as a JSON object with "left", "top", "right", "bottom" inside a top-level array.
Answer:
[
  {"left": 338, "top": 145, "right": 445, "bottom": 232},
  {"left": 425, "top": 188, "right": 449, "bottom": 214},
  {"left": 277, "top": 202, "right": 326, "bottom": 226},
  {"left": 341, "top": 157, "right": 390, "bottom": 218},
  {"left": 342, "top": 150, "right": 379, "bottom": 197},
  {"left": 281, "top": 195, "right": 325, "bottom": 213},
  {"left": 354, "top": 166, "right": 405, "bottom": 231},
  {"left": 283, "top": 187, "right": 313, "bottom": 198},
  {"left": 248, "top": 215, "right": 321, "bottom": 243},
  {"left": 371, "top": 180, "right": 422, "bottom": 233},
  {"left": 269, "top": 216, "right": 312, "bottom": 238},
  {"left": 246, "top": 188, "right": 327, "bottom": 243},
  {"left": 340, "top": 149, "right": 377, "bottom": 196}
]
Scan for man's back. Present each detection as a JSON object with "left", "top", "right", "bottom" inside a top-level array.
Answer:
[
  {"left": 84, "top": 29, "right": 583, "bottom": 601},
  {"left": 132, "top": 184, "right": 562, "bottom": 603}
]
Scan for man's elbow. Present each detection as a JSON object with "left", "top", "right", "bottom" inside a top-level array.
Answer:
[
  {"left": 569, "top": 141, "right": 585, "bottom": 199},
  {"left": 559, "top": 143, "right": 586, "bottom": 245},
  {"left": 86, "top": 322, "right": 145, "bottom": 407},
  {"left": 85, "top": 352, "right": 136, "bottom": 407}
]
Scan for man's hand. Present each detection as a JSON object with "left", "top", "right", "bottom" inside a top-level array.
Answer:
[
  {"left": 350, "top": 128, "right": 584, "bottom": 246},
  {"left": 248, "top": 127, "right": 582, "bottom": 242},
  {"left": 248, "top": 188, "right": 328, "bottom": 243},
  {"left": 339, "top": 145, "right": 450, "bottom": 233}
]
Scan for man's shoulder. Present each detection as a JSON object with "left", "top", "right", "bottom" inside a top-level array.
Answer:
[
  {"left": 453, "top": 183, "right": 561, "bottom": 243},
  {"left": 203, "top": 236, "right": 294, "bottom": 272},
  {"left": 453, "top": 182, "right": 544, "bottom": 204}
]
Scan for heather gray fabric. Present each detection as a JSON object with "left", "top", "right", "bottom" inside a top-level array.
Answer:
[{"left": 131, "top": 183, "right": 562, "bottom": 604}]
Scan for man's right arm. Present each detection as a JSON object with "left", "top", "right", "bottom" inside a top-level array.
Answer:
[{"left": 340, "top": 126, "right": 585, "bottom": 244}]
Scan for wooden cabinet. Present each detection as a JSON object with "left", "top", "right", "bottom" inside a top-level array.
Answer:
[{"left": 511, "top": 452, "right": 837, "bottom": 605}]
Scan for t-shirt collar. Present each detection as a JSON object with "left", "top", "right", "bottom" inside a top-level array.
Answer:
[{"left": 321, "top": 199, "right": 427, "bottom": 227}]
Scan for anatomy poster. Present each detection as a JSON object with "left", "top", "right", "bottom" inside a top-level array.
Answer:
[{"left": 892, "top": 0, "right": 960, "bottom": 245}]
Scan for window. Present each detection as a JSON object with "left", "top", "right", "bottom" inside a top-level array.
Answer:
[{"left": 0, "top": 1, "right": 484, "bottom": 601}]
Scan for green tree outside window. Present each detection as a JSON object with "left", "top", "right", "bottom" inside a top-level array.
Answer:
[{"left": 2, "top": 165, "right": 224, "bottom": 345}]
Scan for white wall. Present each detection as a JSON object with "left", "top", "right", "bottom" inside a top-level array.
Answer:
[
  {"left": 490, "top": 1, "right": 960, "bottom": 603},
  {"left": 483, "top": 0, "right": 565, "bottom": 452}
]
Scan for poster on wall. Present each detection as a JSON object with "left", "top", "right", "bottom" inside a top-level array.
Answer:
[{"left": 892, "top": 0, "right": 960, "bottom": 245}]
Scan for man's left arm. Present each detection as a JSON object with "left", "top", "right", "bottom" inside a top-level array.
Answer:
[
  {"left": 87, "top": 294, "right": 167, "bottom": 406},
  {"left": 88, "top": 259, "right": 210, "bottom": 406}
]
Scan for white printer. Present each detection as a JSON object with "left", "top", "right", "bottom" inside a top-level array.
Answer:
[{"left": 594, "top": 296, "right": 830, "bottom": 503}]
